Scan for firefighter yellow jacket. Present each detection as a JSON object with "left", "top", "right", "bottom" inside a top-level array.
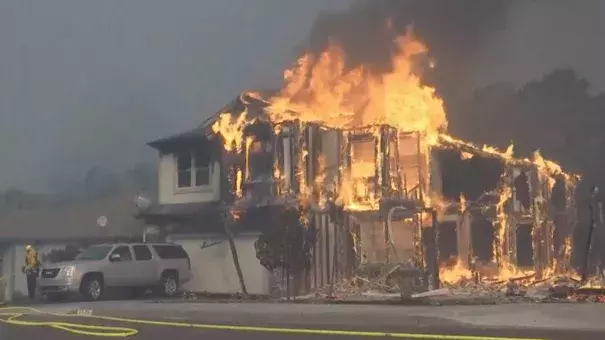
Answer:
[{"left": 24, "top": 249, "right": 40, "bottom": 272}]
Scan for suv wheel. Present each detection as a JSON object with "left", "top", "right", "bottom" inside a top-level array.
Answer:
[
  {"left": 81, "top": 275, "right": 104, "bottom": 301},
  {"left": 161, "top": 273, "right": 178, "bottom": 297}
]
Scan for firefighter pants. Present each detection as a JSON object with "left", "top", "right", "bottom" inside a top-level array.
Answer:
[{"left": 26, "top": 272, "right": 37, "bottom": 300}]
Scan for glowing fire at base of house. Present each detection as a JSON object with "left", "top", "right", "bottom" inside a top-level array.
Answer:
[{"left": 208, "top": 25, "right": 580, "bottom": 290}]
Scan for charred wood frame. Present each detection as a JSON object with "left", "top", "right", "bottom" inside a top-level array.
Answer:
[
  {"left": 210, "top": 97, "right": 577, "bottom": 293},
  {"left": 436, "top": 145, "right": 578, "bottom": 280}
]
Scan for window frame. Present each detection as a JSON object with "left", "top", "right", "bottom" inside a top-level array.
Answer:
[
  {"left": 109, "top": 246, "right": 133, "bottom": 262},
  {"left": 132, "top": 245, "right": 153, "bottom": 261},
  {"left": 152, "top": 245, "right": 189, "bottom": 260},
  {"left": 174, "top": 151, "right": 212, "bottom": 192}
]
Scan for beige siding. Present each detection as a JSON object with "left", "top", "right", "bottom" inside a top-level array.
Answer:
[
  {"left": 359, "top": 220, "right": 386, "bottom": 263},
  {"left": 359, "top": 220, "right": 416, "bottom": 264},
  {"left": 168, "top": 234, "right": 270, "bottom": 295},
  {"left": 389, "top": 220, "right": 417, "bottom": 261},
  {"left": 158, "top": 154, "right": 221, "bottom": 204}
]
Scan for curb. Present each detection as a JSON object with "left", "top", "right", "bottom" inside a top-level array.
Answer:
[{"left": 146, "top": 296, "right": 508, "bottom": 306}]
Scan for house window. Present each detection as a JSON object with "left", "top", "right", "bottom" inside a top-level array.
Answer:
[{"left": 176, "top": 151, "right": 210, "bottom": 189}]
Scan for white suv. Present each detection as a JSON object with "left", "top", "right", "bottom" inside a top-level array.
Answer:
[{"left": 38, "top": 242, "right": 192, "bottom": 301}]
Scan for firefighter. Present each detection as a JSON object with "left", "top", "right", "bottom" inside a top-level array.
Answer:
[{"left": 22, "top": 244, "right": 40, "bottom": 300}]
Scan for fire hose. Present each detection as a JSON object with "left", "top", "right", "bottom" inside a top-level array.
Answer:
[
  {"left": 0, "top": 305, "right": 552, "bottom": 340},
  {"left": 0, "top": 306, "right": 138, "bottom": 337},
  {"left": 0, "top": 273, "right": 137, "bottom": 336},
  {"left": 0, "top": 305, "right": 550, "bottom": 340}
]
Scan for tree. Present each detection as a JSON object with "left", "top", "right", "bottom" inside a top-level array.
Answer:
[{"left": 452, "top": 68, "right": 602, "bottom": 179}]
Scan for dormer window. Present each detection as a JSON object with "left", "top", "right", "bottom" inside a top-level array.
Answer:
[{"left": 176, "top": 151, "right": 210, "bottom": 188}]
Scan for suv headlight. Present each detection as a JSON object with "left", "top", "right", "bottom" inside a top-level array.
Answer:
[{"left": 60, "top": 265, "right": 76, "bottom": 277}]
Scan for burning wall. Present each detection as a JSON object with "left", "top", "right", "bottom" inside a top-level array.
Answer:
[{"left": 208, "top": 27, "right": 579, "bottom": 291}]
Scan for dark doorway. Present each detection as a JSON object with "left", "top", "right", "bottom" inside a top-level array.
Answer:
[
  {"left": 438, "top": 221, "right": 458, "bottom": 264},
  {"left": 471, "top": 213, "right": 494, "bottom": 262},
  {"left": 516, "top": 223, "right": 534, "bottom": 267}
]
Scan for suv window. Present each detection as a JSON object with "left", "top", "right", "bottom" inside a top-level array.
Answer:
[
  {"left": 110, "top": 246, "right": 132, "bottom": 261},
  {"left": 152, "top": 245, "right": 188, "bottom": 259},
  {"left": 133, "top": 245, "right": 152, "bottom": 261}
]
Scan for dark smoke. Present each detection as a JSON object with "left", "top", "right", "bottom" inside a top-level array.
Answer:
[
  {"left": 302, "top": 0, "right": 517, "bottom": 102},
  {"left": 302, "top": 1, "right": 605, "bottom": 269}
]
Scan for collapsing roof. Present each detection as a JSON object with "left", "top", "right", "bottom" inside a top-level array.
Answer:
[{"left": 148, "top": 93, "right": 274, "bottom": 153}]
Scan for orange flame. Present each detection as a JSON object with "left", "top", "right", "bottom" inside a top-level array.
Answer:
[
  {"left": 206, "top": 24, "right": 578, "bottom": 282},
  {"left": 211, "top": 110, "right": 250, "bottom": 153},
  {"left": 440, "top": 259, "right": 473, "bottom": 285},
  {"left": 268, "top": 27, "right": 447, "bottom": 138}
]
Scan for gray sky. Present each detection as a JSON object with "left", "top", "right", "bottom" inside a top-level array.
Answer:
[
  {"left": 469, "top": 1, "right": 605, "bottom": 93},
  {"left": 0, "top": 0, "right": 353, "bottom": 191},
  {"left": 1, "top": 0, "right": 604, "bottom": 192}
]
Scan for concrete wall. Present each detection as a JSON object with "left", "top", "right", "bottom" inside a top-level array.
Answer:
[
  {"left": 158, "top": 153, "right": 221, "bottom": 205},
  {"left": 167, "top": 233, "right": 270, "bottom": 295}
]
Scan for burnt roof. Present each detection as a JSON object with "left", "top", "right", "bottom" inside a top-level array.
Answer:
[{"left": 147, "top": 92, "right": 273, "bottom": 152}]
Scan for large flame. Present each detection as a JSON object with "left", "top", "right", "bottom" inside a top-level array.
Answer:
[
  {"left": 207, "top": 24, "right": 578, "bottom": 283},
  {"left": 268, "top": 27, "right": 447, "bottom": 137},
  {"left": 211, "top": 109, "right": 249, "bottom": 153},
  {"left": 266, "top": 27, "right": 447, "bottom": 212}
]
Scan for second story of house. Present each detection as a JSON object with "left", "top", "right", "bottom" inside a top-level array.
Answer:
[
  {"left": 145, "top": 92, "right": 576, "bottom": 220},
  {"left": 145, "top": 93, "right": 437, "bottom": 211},
  {"left": 147, "top": 126, "right": 222, "bottom": 205}
]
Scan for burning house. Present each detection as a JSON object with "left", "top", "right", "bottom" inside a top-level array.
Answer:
[
  {"left": 202, "top": 92, "right": 578, "bottom": 297},
  {"left": 142, "top": 29, "right": 579, "bottom": 297}
]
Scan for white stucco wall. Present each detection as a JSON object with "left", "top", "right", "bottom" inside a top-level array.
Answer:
[
  {"left": 0, "top": 245, "right": 15, "bottom": 302},
  {"left": 168, "top": 233, "right": 270, "bottom": 295},
  {"left": 10, "top": 244, "right": 26, "bottom": 299},
  {"left": 158, "top": 154, "right": 221, "bottom": 204}
]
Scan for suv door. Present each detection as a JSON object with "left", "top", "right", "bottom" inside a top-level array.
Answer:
[
  {"left": 132, "top": 245, "right": 157, "bottom": 285},
  {"left": 105, "top": 245, "right": 136, "bottom": 286}
]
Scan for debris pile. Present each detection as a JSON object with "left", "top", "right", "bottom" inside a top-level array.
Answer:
[
  {"left": 437, "top": 274, "right": 605, "bottom": 304},
  {"left": 276, "top": 271, "right": 605, "bottom": 305}
]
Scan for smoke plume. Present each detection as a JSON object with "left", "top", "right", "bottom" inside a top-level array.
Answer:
[{"left": 302, "top": 0, "right": 517, "bottom": 102}]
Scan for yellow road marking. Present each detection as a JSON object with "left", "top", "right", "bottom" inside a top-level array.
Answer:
[{"left": 0, "top": 306, "right": 548, "bottom": 340}]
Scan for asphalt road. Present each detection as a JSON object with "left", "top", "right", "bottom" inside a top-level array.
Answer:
[
  {"left": 1, "top": 318, "right": 603, "bottom": 340},
  {"left": 1, "top": 301, "right": 605, "bottom": 340}
]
